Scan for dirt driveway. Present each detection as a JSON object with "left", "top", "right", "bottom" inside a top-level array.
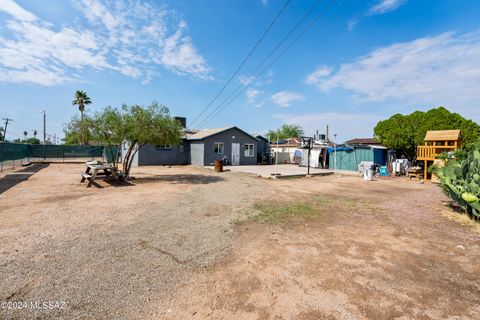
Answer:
[{"left": 1, "top": 164, "right": 479, "bottom": 319}]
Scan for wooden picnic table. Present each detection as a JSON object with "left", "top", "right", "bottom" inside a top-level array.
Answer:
[{"left": 80, "top": 163, "right": 119, "bottom": 188}]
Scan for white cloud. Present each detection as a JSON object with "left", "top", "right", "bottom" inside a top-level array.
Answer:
[
  {"left": 0, "top": 0, "right": 37, "bottom": 21},
  {"left": 348, "top": 0, "right": 406, "bottom": 31},
  {"left": 246, "top": 88, "right": 261, "bottom": 102},
  {"left": 0, "top": 0, "right": 211, "bottom": 85},
  {"left": 274, "top": 112, "right": 383, "bottom": 142},
  {"left": 271, "top": 91, "right": 305, "bottom": 107},
  {"left": 305, "top": 66, "right": 332, "bottom": 85},
  {"left": 160, "top": 20, "right": 211, "bottom": 79},
  {"left": 245, "top": 88, "right": 265, "bottom": 107},
  {"left": 369, "top": 0, "right": 406, "bottom": 15},
  {"left": 306, "top": 32, "right": 480, "bottom": 121}
]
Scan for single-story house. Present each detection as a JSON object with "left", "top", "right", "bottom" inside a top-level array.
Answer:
[
  {"left": 188, "top": 127, "right": 259, "bottom": 166},
  {"left": 122, "top": 118, "right": 259, "bottom": 167},
  {"left": 270, "top": 137, "right": 301, "bottom": 163}
]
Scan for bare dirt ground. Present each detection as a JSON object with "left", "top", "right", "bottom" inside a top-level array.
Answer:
[{"left": 1, "top": 164, "right": 480, "bottom": 319}]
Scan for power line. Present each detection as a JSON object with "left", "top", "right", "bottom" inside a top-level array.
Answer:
[
  {"left": 189, "top": 0, "right": 291, "bottom": 128},
  {"left": 194, "top": 0, "right": 324, "bottom": 130},
  {"left": 195, "top": 0, "right": 336, "bottom": 129}
]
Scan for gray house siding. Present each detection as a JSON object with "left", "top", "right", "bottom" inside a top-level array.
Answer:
[
  {"left": 255, "top": 136, "right": 269, "bottom": 161},
  {"left": 189, "top": 141, "right": 204, "bottom": 167},
  {"left": 137, "top": 141, "right": 188, "bottom": 166},
  {"left": 199, "top": 128, "right": 257, "bottom": 166}
]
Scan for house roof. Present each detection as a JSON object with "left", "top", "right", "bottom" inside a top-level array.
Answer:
[
  {"left": 187, "top": 126, "right": 259, "bottom": 141},
  {"left": 424, "top": 130, "right": 461, "bottom": 141},
  {"left": 345, "top": 138, "right": 381, "bottom": 145},
  {"left": 181, "top": 129, "right": 199, "bottom": 139},
  {"left": 254, "top": 134, "right": 269, "bottom": 142}
]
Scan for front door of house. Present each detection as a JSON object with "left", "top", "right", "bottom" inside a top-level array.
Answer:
[{"left": 232, "top": 143, "right": 240, "bottom": 165}]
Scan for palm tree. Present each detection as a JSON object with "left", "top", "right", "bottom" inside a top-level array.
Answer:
[
  {"left": 72, "top": 90, "right": 92, "bottom": 122},
  {"left": 23, "top": 131, "right": 28, "bottom": 141},
  {"left": 33, "top": 130, "right": 38, "bottom": 138}
]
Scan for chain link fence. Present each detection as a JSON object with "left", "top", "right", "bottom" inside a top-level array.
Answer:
[{"left": 0, "top": 143, "right": 119, "bottom": 172}]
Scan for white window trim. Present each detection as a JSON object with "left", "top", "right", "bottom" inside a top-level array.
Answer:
[
  {"left": 214, "top": 142, "right": 224, "bottom": 154},
  {"left": 244, "top": 144, "right": 254, "bottom": 157},
  {"left": 155, "top": 144, "right": 172, "bottom": 150}
]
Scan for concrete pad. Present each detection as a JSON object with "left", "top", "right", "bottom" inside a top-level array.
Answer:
[{"left": 218, "top": 164, "right": 334, "bottom": 178}]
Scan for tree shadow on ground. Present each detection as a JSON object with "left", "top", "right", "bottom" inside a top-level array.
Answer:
[
  {"left": 132, "top": 174, "right": 225, "bottom": 185},
  {"left": 0, "top": 163, "right": 49, "bottom": 195}
]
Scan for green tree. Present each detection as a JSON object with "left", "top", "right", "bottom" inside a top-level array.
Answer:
[
  {"left": 63, "top": 114, "right": 93, "bottom": 145},
  {"left": 0, "top": 126, "right": 3, "bottom": 141},
  {"left": 374, "top": 107, "right": 480, "bottom": 161},
  {"left": 25, "top": 137, "right": 41, "bottom": 144},
  {"left": 85, "top": 102, "right": 182, "bottom": 179},
  {"left": 266, "top": 124, "right": 304, "bottom": 141}
]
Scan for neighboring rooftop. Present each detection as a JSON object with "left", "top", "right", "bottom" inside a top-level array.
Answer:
[
  {"left": 345, "top": 138, "right": 382, "bottom": 145},
  {"left": 424, "top": 130, "right": 461, "bottom": 141}
]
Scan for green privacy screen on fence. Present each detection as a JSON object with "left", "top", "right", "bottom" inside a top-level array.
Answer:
[{"left": 0, "top": 143, "right": 118, "bottom": 162}]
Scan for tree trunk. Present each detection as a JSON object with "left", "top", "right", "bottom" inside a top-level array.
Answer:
[
  {"left": 125, "top": 146, "right": 140, "bottom": 179},
  {"left": 122, "top": 140, "right": 138, "bottom": 179}
]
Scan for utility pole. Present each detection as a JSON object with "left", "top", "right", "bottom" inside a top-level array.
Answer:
[
  {"left": 334, "top": 133, "right": 338, "bottom": 171},
  {"left": 2, "top": 118, "right": 13, "bottom": 141},
  {"left": 275, "top": 130, "right": 279, "bottom": 177},
  {"left": 40, "top": 110, "right": 46, "bottom": 159}
]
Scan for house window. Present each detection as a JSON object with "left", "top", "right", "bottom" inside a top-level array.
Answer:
[
  {"left": 155, "top": 145, "right": 172, "bottom": 150},
  {"left": 214, "top": 142, "right": 224, "bottom": 154},
  {"left": 244, "top": 144, "right": 254, "bottom": 157}
]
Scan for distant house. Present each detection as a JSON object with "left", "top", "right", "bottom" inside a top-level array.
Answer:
[
  {"left": 345, "top": 138, "right": 382, "bottom": 146},
  {"left": 123, "top": 119, "right": 259, "bottom": 167},
  {"left": 270, "top": 137, "right": 301, "bottom": 163}
]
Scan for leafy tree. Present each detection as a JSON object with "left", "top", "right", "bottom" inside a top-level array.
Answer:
[
  {"left": 63, "top": 114, "right": 93, "bottom": 145},
  {"left": 12, "top": 137, "right": 41, "bottom": 144},
  {"left": 374, "top": 107, "right": 480, "bottom": 161},
  {"left": 87, "top": 106, "right": 125, "bottom": 168},
  {"left": 25, "top": 137, "right": 41, "bottom": 144},
  {"left": 85, "top": 102, "right": 182, "bottom": 179},
  {"left": 266, "top": 124, "right": 304, "bottom": 141},
  {"left": 0, "top": 126, "right": 3, "bottom": 141}
]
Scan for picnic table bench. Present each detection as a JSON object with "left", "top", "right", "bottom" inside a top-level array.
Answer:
[{"left": 80, "top": 163, "right": 120, "bottom": 187}]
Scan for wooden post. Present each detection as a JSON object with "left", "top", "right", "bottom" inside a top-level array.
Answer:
[{"left": 424, "top": 160, "right": 428, "bottom": 180}]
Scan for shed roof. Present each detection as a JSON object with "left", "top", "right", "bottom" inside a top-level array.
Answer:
[
  {"left": 424, "top": 130, "right": 461, "bottom": 141},
  {"left": 187, "top": 126, "right": 259, "bottom": 141}
]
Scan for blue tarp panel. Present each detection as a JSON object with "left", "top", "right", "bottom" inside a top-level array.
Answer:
[
  {"left": 373, "top": 148, "right": 387, "bottom": 166},
  {"left": 328, "top": 146, "right": 387, "bottom": 171},
  {"left": 327, "top": 147, "right": 353, "bottom": 154}
]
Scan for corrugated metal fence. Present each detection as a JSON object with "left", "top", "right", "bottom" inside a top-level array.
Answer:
[{"left": 0, "top": 143, "right": 118, "bottom": 172}]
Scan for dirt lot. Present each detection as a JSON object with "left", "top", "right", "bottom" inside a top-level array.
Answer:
[{"left": 1, "top": 164, "right": 479, "bottom": 319}]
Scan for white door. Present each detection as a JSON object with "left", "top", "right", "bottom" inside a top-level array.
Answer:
[{"left": 232, "top": 143, "right": 240, "bottom": 165}]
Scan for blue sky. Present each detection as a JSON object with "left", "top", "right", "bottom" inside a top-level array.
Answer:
[{"left": 1, "top": 0, "right": 479, "bottom": 143}]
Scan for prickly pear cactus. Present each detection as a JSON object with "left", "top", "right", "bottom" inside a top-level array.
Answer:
[{"left": 436, "top": 149, "right": 480, "bottom": 219}]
